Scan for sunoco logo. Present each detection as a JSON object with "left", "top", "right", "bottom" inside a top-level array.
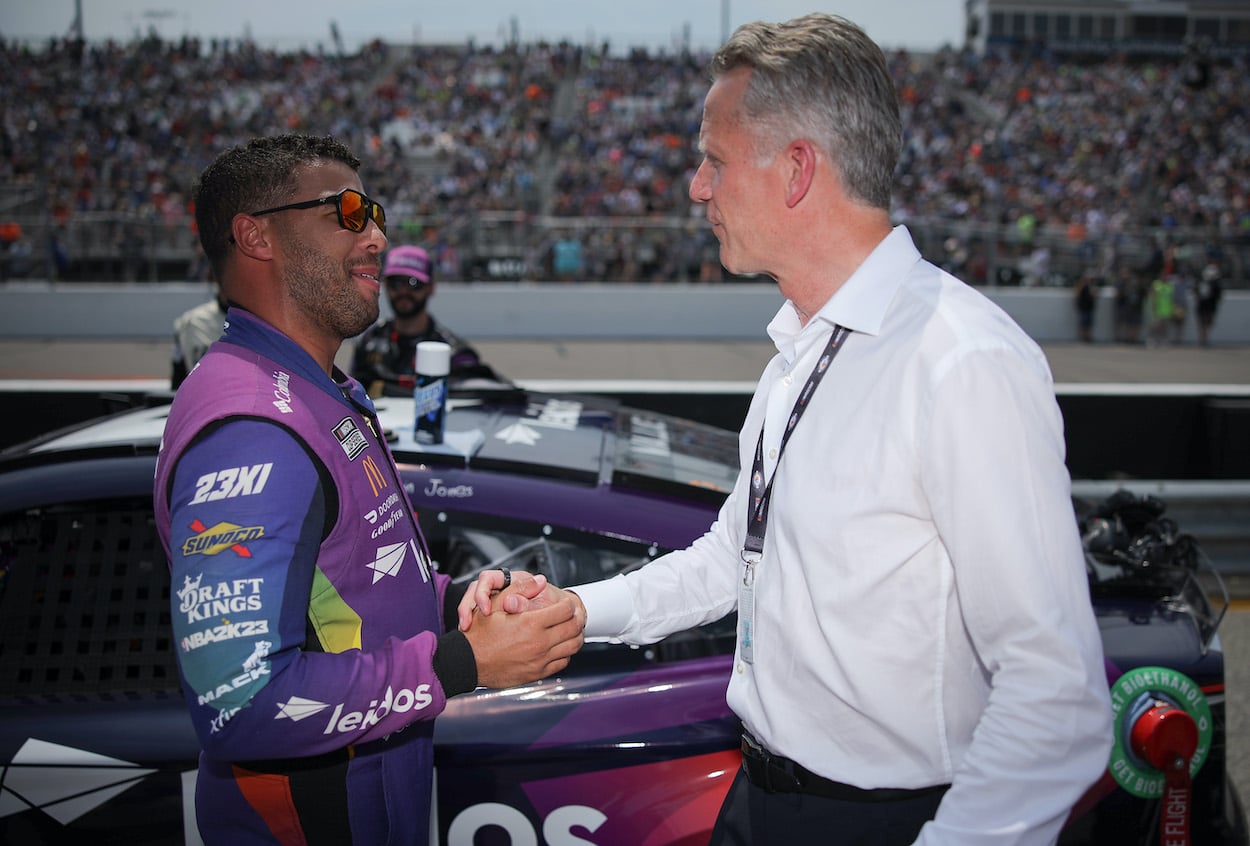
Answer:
[{"left": 182, "top": 518, "right": 264, "bottom": 557}]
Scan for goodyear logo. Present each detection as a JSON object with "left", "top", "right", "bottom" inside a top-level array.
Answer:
[{"left": 183, "top": 518, "right": 264, "bottom": 557}]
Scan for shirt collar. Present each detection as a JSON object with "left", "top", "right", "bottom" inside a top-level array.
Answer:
[
  {"left": 767, "top": 225, "right": 921, "bottom": 360},
  {"left": 221, "top": 307, "right": 375, "bottom": 411}
]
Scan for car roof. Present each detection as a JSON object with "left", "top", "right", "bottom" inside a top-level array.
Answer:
[{"left": 7, "top": 388, "right": 740, "bottom": 504}]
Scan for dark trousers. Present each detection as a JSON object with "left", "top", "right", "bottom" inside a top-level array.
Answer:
[{"left": 709, "top": 768, "right": 947, "bottom": 845}]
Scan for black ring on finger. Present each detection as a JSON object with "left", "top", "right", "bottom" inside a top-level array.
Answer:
[{"left": 500, "top": 567, "right": 511, "bottom": 590}]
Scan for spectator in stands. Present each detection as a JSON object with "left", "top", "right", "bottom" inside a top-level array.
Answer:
[
  {"left": 170, "top": 281, "right": 227, "bottom": 389},
  {"left": 1147, "top": 274, "right": 1177, "bottom": 347},
  {"left": 1113, "top": 269, "right": 1146, "bottom": 344},
  {"left": 352, "top": 245, "right": 502, "bottom": 396},
  {"left": 1195, "top": 261, "right": 1224, "bottom": 346},
  {"left": 1074, "top": 269, "right": 1098, "bottom": 343}
]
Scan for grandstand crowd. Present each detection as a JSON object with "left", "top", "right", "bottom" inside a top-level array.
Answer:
[{"left": 0, "top": 31, "right": 1246, "bottom": 289}]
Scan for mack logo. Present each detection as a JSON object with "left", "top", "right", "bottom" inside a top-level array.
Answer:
[
  {"left": 195, "top": 641, "right": 271, "bottom": 708},
  {"left": 182, "top": 519, "right": 264, "bottom": 557},
  {"left": 321, "top": 684, "right": 434, "bottom": 735},
  {"left": 333, "top": 417, "right": 368, "bottom": 460},
  {"left": 275, "top": 696, "right": 332, "bottom": 722},
  {"left": 272, "top": 370, "right": 294, "bottom": 414},
  {"left": 189, "top": 462, "right": 274, "bottom": 505}
]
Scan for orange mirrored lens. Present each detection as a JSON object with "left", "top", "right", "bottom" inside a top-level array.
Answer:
[{"left": 339, "top": 190, "right": 367, "bottom": 232}]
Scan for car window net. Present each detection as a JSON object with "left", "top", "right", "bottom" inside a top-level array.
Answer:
[{"left": 0, "top": 497, "right": 180, "bottom": 702}]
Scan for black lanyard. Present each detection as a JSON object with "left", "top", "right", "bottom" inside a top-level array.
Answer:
[{"left": 743, "top": 324, "right": 851, "bottom": 559}]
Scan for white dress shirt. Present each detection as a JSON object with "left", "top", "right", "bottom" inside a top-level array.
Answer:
[{"left": 574, "top": 226, "right": 1112, "bottom": 844}]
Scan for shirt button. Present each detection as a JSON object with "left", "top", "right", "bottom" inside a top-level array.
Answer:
[
  {"left": 783, "top": 374, "right": 794, "bottom": 386},
  {"left": 768, "top": 448, "right": 778, "bottom": 460},
  {"left": 736, "top": 662, "right": 745, "bottom": 673}
]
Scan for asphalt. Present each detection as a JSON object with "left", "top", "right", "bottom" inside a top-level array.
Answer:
[{"left": 1, "top": 337, "right": 1249, "bottom": 385}]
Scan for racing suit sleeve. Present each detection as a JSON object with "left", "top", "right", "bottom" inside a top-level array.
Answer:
[{"left": 165, "top": 418, "right": 469, "bottom": 760}]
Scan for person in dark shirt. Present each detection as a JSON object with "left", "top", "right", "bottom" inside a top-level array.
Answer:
[{"left": 351, "top": 245, "right": 503, "bottom": 396}]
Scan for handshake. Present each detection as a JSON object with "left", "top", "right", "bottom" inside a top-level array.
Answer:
[{"left": 455, "top": 569, "right": 588, "bottom": 690}]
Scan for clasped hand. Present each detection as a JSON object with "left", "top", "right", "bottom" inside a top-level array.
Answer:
[{"left": 457, "top": 570, "right": 588, "bottom": 689}]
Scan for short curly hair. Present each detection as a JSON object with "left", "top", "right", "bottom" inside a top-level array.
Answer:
[{"left": 193, "top": 134, "right": 360, "bottom": 278}]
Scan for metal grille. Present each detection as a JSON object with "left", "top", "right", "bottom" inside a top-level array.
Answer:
[{"left": 0, "top": 497, "right": 181, "bottom": 702}]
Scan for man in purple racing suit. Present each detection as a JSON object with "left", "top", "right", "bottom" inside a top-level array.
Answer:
[{"left": 154, "top": 134, "right": 584, "bottom": 845}]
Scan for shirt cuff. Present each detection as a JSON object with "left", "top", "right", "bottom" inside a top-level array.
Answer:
[
  {"left": 569, "top": 575, "right": 636, "bottom": 642},
  {"left": 433, "top": 630, "right": 477, "bottom": 697}
]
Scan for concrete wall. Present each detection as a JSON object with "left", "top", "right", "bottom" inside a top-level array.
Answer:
[{"left": 1, "top": 281, "right": 1248, "bottom": 344}]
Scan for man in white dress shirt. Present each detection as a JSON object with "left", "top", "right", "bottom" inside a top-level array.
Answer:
[{"left": 460, "top": 13, "right": 1111, "bottom": 845}]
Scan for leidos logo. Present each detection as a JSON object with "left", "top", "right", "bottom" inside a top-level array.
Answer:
[
  {"left": 274, "top": 686, "right": 434, "bottom": 735},
  {"left": 182, "top": 519, "right": 264, "bottom": 557}
]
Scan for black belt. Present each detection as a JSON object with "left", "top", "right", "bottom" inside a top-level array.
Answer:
[{"left": 740, "top": 732, "right": 950, "bottom": 803}]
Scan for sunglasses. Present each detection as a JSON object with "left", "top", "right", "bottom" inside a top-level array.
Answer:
[
  {"left": 249, "top": 188, "right": 387, "bottom": 235},
  {"left": 386, "top": 275, "right": 430, "bottom": 290}
]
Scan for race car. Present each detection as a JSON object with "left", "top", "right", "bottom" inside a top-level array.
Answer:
[{"left": 0, "top": 387, "right": 1243, "bottom": 844}]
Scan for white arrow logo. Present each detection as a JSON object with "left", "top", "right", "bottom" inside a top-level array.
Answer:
[
  {"left": 495, "top": 421, "right": 541, "bottom": 445},
  {"left": 0, "top": 738, "right": 156, "bottom": 825}
]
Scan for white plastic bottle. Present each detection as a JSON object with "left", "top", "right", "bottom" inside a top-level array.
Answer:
[{"left": 413, "top": 341, "right": 450, "bottom": 444}]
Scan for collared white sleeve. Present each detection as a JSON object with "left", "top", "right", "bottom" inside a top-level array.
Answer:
[
  {"left": 575, "top": 455, "right": 750, "bottom": 644},
  {"left": 913, "top": 342, "right": 1112, "bottom": 845}
]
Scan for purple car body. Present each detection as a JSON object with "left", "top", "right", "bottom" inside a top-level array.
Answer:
[{"left": 0, "top": 388, "right": 1243, "bottom": 845}]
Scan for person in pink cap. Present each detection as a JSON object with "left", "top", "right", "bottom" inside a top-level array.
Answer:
[{"left": 351, "top": 244, "right": 503, "bottom": 396}]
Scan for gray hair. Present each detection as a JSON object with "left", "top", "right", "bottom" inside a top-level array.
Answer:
[{"left": 710, "top": 13, "right": 902, "bottom": 210}]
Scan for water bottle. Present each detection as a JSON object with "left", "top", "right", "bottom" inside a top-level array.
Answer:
[{"left": 413, "top": 341, "right": 450, "bottom": 444}]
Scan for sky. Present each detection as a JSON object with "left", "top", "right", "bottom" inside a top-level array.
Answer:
[{"left": 0, "top": 1, "right": 967, "bottom": 54}]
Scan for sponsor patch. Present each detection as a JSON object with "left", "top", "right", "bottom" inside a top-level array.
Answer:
[
  {"left": 189, "top": 462, "right": 274, "bottom": 505},
  {"left": 182, "top": 519, "right": 264, "bottom": 557},
  {"left": 176, "top": 573, "right": 266, "bottom": 623},
  {"left": 362, "top": 454, "right": 388, "bottom": 496},
  {"left": 272, "top": 370, "right": 294, "bottom": 414},
  {"left": 333, "top": 417, "right": 369, "bottom": 460}
]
